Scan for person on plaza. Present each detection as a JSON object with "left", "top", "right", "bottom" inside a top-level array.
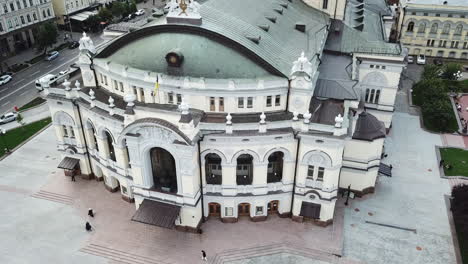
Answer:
[
  {"left": 85, "top": 222, "right": 92, "bottom": 232},
  {"left": 439, "top": 159, "right": 445, "bottom": 167},
  {"left": 71, "top": 174, "right": 76, "bottom": 182},
  {"left": 201, "top": 250, "right": 207, "bottom": 261},
  {"left": 88, "top": 208, "right": 94, "bottom": 218}
]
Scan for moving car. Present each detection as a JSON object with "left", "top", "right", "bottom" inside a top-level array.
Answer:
[
  {"left": 46, "top": 51, "right": 59, "bottom": 61},
  {"left": 417, "top": 54, "right": 426, "bottom": 65},
  {"left": 68, "top": 41, "right": 79, "bottom": 49},
  {"left": 0, "top": 112, "right": 18, "bottom": 124},
  {"left": 407, "top": 55, "right": 414, "bottom": 64},
  {"left": 152, "top": 8, "right": 164, "bottom": 17},
  {"left": 59, "top": 69, "right": 69, "bottom": 75},
  {"left": 0, "top": 75, "right": 12, "bottom": 86},
  {"left": 135, "top": 9, "right": 145, "bottom": 16},
  {"left": 35, "top": 74, "right": 58, "bottom": 91}
]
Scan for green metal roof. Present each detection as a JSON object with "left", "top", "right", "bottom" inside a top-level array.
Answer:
[{"left": 96, "top": 0, "right": 330, "bottom": 79}]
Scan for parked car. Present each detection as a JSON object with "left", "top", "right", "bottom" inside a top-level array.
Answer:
[
  {"left": 35, "top": 74, "right": 59, "bottom": 91},
  {"left": 0, "top": 112, "right": 18, "bottom": 124},
  {"left": 135, "top": 9, "right": 145, "bottom": 16},
  {"left": 407, "top": 55, "right": 414, "bottom": 64},
  {"left": 68, "top": 41, "right": 79, "bottom": 49},
  {"left": 0, "top": 74, "right": 12, "bottom": 85},
  {"left": 0, "top": 75, "right": 12, "bottom": 86},
  {"left": 152, "top": 8, "right": 164, "bottom": 17},
  {"left": 433, "top": 59, "right": 443, "bottom": 66},
  {"left": 417, "top": 54, "right": 426, "bottom": 65},
  {"left": 46, "top": 51, "right": 59, "bottom": 61}
]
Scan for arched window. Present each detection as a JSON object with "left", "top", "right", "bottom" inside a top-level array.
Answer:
[
  {"left": 455, "top": 24, "right": 463, "bottom": 35},
  {"left": 33, "top": 13, "right": 37, "bottom": 20},
  {"left": 322, "top": 0, "right": 328, "bottom": 9},
  {"left": 150, "top": 147, "right": 177, "bottom": 193},
  {"left": 443, "top": 24, "right": 451, "bottom": 34},
  {"left": 267, "top": 151, "right": 283, "bottom": 183},
  {"left": 42, "top": 10, "right": 45, "bottom": 18},
  {"left": 407, "top": 22, "right": 415, "bottom": 32},
  {"left": 304, "top": 151, "right": 332, "bottom": 182},
  {"left": 418, "top": 22, "right": 426, "bottom": 33},
  {"left": 375, "top": 90, "right": 381, "bottom": 104},
  {"left": 430, "top": 23, "right": 438, "bottom": 34},
  {"left": 205, "top": 153, "right": 222, "bottom": 185},
  {"left": 104, "top": 131, "right": 115, "bottom": 162},
  {"left": 47, "top": 8, "right": 50, "bottom": 16},
  {"left": 236, "top": 154, "right": 253, "bottom": 185}
]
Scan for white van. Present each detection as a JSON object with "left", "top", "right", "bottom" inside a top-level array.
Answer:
[
  {"left": 35, "top": 74, "right": 58, "bottom": 91},
  {"left": 417, "top": 54, "right": 426, "bottom": 65}
]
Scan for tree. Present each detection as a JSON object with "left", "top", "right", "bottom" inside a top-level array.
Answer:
[
  {"left": 84, "top": 15, "right": 101, "bottom": 32},
  {"left": 441, "top": 63, "right": 463, "bottom": 80},
  {"left": 422, "top": 64, "right": 442, "bottom": 80},
  {"left": 451, "top": 184, "right": 468, "bottom": 252},
  {"left": 98, "top": 7, "right": 113, "bottom": 22},
  {"left": 412, "top": 78, "right": 447, "bottom": 106},
  {"left": 421, "top": 96, "right": 454, "bottom": 131},
  {"left": 111, "top": 2, "right": 125, "bottom": 18},
  {"left": 36, "top": 22, "right": 58, "bottom": 54}
]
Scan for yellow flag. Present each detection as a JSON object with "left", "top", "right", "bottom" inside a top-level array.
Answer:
[{"left": 154, "top": 75, "right": 159, "bottom": 95}]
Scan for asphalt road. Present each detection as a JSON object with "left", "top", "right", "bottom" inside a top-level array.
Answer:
[{"left": 0, "top": 34, "right": 107, "bottom": 115}]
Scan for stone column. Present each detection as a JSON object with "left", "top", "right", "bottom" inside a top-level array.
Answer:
[
  {"left": 85, "top": 128, "right": 96, "bottom": 150},
  {"left": 282, "top": 160, "right": 296, "bottom": 185},
  {"left": 96, "top": 135, "right": 110, "bottom": 159},
  {"left": 28, "top": 29, "right": 35, "bottom": 44},
  {"left": 253, "top": 162, "right": 268, "bottom": 185},
  {"left": 66, "top": 126, "right": 74, "bottom": 139},
  {"left": 136, "top": 87, "right": 142, "bottom": 102},
  {"left": 114, "top": 144, "right": 129, "bottom": 170},
  {"left": 221, "top": 164, "right": 236, "bottom": 196}
]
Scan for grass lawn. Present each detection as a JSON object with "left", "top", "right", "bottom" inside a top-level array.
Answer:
[
  {"left": 19, "top": 97, "right": 46, "bottom": 111},
  {"left": 0, "top": 118, "right": 51, "bottom": 157},
  {"left": 440, "top": 148, "right": 468, "bottom": 177}
]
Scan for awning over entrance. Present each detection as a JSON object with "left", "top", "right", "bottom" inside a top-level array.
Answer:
[
  {"left": 378, "top": 163, "right": 392, "bottom": 177},
  {"left": 132, "top": 199, "right": 181, "bottom": 229},
  {"left": 57, "top": 157, "right": 80, "bottom": 170},
  {"left": 70, "top": 10, "right": 98, "bottom": 22},
  {"left": 300, "top": 202, "right": 321, "bottom": 219}
]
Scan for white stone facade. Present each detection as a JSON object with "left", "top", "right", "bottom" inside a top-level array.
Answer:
[{"left": 46, "top": 0, "right": 404, "bottom": 231}]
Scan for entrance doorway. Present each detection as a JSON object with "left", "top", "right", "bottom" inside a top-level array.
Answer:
[
  {"left": 238, "top": 203, "right": 250, "bottom": 217},
  {"left": 268, "top": 200, "right": 279, "bottom": 214},
  {"left": 208, "top": 203, "right": 221, "bottom": 217},
  {"left": 150, "top": 147, "right": 177, "bottom": 193}
]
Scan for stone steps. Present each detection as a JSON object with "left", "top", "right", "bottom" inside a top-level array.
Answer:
[
  {"left": 80, "top": 243, "right": 166, "bottom": 264},
  {"left": 31, "top": 190, "right": 73, "bottom": 205},
  {"left": 448, "top": 177, "right": 468, "bottom": 188},
  {"left": 211, "top": 242, "right": 340, "bottom": 264}
]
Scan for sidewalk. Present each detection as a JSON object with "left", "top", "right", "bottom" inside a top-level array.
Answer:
[
  {"left": 0, "top": 102, "right": 51, "bottom": 131},
  {"left": 2, "top": 31, "right": 99, "bottom": 68}
]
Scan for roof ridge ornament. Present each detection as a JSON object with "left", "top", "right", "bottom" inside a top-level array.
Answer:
[
  {"left": 79, "top": 31, "right": 96, "bottom": 54},
  {"left": 167, "top": 0, "right": 202, "bottom": 25},
  {"left": 290, "top": 51, "right": 313, "bottom": 78}
]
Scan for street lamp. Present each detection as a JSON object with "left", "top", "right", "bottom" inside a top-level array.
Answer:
[
  {"left": 0, "top": 128, "right": 10, "bottom": 154},
  {"left": 344, "top": 185, "right": 351, "bottom": 206}
]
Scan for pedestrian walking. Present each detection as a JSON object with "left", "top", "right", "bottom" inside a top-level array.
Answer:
[
  {"left": 201, "top": 250, "right": 207, "bottom": 261},
  {"left": 88, "top": 208, "right": 94, "bottom": 217},
  {"left": 85, "top": 222, "right": 92, "bottom": 232},
  {"left": 71, "top": 175, "right": 76, "bottom": 182}
]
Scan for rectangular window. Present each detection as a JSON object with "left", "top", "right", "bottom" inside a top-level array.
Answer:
[
  {"left": 247, "top": 97, "right": 253, "bottom": 108},
  {"left": 238, "top": 97, "right": 244, "bottom": 108},
  {"left": 10, "top": 3, "right": 14, "bottom": 11},
  {"left": 168, "top": 92, "right": 174, "bottom": 104},
  {"left": 210, "top": 97, "right": 215, "bottom": 111},
  {"left": 219, "top": 97, "right": 224, "bottom": 112},
  {"left": 374, "top": 90, "right": 381, "bottom": 104},
  {"left": 307, "top": 165, "right": 314, "bottom": 179},
  {"left": 104, "top": 76, "right": 107, "bottom": 85},
  {"left": 16, "top": 1, "right": 21, "bottom": 9},
  {"left": 62, "top": 125, "right": 68, "bottom": 137},
  {"left": 464, "top": 42, "right": 468, "bottom": 49},
  {"left": 27, "top": 14, "right": 31, "bottom": 22},
  {"left": 29, "top": 0, "right": 33, "bottom": 6},
  {"left": 317, "top": 167, "right": 325, "bottom": 181},
  {"left": 365, "top": 89, "right": 370, "bottom": 102},
  {"left": 436, "top": 13, "right": 440, "bottom": 17},
  {"left": 0, "top": 23, "right": 3, "bottom": 32},
  {"left": 23, "top": 0, "right": 27, "bottom": 7},
  {"left": 113, "top": 80, "right": 118, "bottom": 90},
  {"left": 376, "top": 65, "right": 380, "bottom": 69},
  {"left": 322, "top": 0, "right": 328, "bottom": 9},
  {"left": 448, "top": 14, "right": 453, "bottom": 18},
  {"left": 423, "top": 13, "right": 428, "bottom": 16},
  {"left": 266, "top": 96, "right": 272, "bottom": 107},
  {"left": 69, "top": 127, "right": 75, "bottom": 138},
  {"left": 119, "top": 82, "right": 123, "bottom": 92},
  {"left": 370, "top": 64, "right": 374, "bottom": 68},
  {"left": 275, "top": 95, "right": 281, "bottom": 106},
  {"left": 3, "top": 4, "right": 8, "bottom": 13},
  {"left": 411, "top": 12, "right": 416, "bottom": 15},
  {"left": 176, "top": 94, "right": 182, "bottom": 105},
  {"left": 382, "top": 66, "right": 386, "bottom": 70},
  {"left": 20, "top": 16, "right": 24, "bottom": 24}
]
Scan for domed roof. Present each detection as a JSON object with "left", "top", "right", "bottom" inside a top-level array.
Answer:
[{"left": 352, "top": 112, "right": 386, "bottom": 141}]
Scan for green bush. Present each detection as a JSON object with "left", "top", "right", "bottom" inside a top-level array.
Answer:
[{"left": 441, "top": 63, "right": 463, "bottom": 80}]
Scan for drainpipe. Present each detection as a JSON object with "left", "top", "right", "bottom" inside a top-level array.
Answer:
[
  {"left": 285, "top": 79, "right": 291, "bottom": 111},
  {"left": 197, "top": 136, "right": 205, "bottom": 227},
  {"left": 72, "top": 99, "right": 94, "bottom": 178},
  {"left": 290, "top": 133, "right": 301, "bottom": 217}
]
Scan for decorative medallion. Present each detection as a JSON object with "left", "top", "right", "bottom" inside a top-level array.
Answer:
[{"left": 165, "top": 51, "right": 184, "bottom": 67}]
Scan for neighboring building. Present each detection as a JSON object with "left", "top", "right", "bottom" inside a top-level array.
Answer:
[
  {"left": 46, "top": 0, "right": 405, "bottom": 232},
  {"left": 397, "top": 0, "right": 468, "bottom": 59},
  {"left": 0, "top": 0, "right": 55, "bottom": 57},
  {"left": 51, "top": 0, "right": 99, "bottom": 26}
]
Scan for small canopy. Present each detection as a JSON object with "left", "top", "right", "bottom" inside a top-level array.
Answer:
[
  {"left": 299, "top": 202, "right": 321, "bottom": 219},
  {"left": 132, "top": 199, "right": 181, "bottom": 229},
  {"left": 70, "top": 11, "right": 98, "bottom": 22},
  {"left": 379, "top": 163, "right": 392, "bottom": 177},
  {"left": 57, "top": 157, "right": 80, "bottom": 170}
]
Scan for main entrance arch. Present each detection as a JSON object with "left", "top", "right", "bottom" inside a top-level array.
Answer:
[{"left": 150, "top": 147, "right": 177, "bottom": 193}]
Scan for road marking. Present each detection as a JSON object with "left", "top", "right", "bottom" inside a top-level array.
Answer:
[
  {"left": 0, "top": 56, "right": 78, "bottom": 102},
  {"left": 20, "top": 91, "right": 28, "bottom": 96},
  {"left": 10, "top": 79, "right": 25, "bottom": 86},
  {"left": 46, "top": 64, "right": 53, "bottom": 68},
  {"left": 1, "top": 101, "right": 10, "bottom": 107},
  {"left": 32, "top": 71, "right": 40, "bottom": 75}
]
